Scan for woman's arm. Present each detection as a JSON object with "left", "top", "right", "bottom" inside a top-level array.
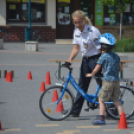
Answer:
[{"left": 68, "top": 44, "right": 80, "bottom": 64}]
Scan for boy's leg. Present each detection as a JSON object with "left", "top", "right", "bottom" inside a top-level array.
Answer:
[
  {"left": 114, "top": 101, "right": 124, "bottom": 115},
  {"left": 99, "top": 100, "right": 105, "bottom": 121},
  {"left": 99, "top": 100, "right": 106, "bottom": 116}
]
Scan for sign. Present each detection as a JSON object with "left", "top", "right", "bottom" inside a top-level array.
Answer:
[
  {"left": 7, "top": 0, "right": 20, "bottom": 2},
  {"left": 95, "top": 0, "right": 103, "bottom": 25},
  {"left": 7, "top": 0, "right": 45, "bottom": 3},
  {"left": 109, "top": 14, "right": 115, "bottom": 25},
  {"left": 58, "top": 13, "right": 70, "bottom": 25},
  {"left": 125, "top": 4, "right": 131, "bottom": 12},
  {"left": 58, "top": 0, "right": 70, "bottom": 3},
  {"left": 108, "top": 6, "right": 114, "bottom": 13},
  {"left": 22, "top": 0, "right": 45, "bottom": 3},
  {"left": 9, "top": 5, "right": 16, "bottom": 10}
]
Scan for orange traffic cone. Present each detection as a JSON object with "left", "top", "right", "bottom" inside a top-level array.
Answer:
[
  {"left": 45, "top": 71, "right": 51, "bottom": 85},
  {"left": 56, "top": 99, "right": 64, "bottom": 112},
  {"left": 118, "top": 112, "right": 128, "bottom": 129},
  {"left": 40, "top": 82, "right": 46, "bottom": 92},
  {"left": 5, "top": 72, "right": 9, "bottom": 81},
  {"left": 6, "top": 71, "right": 12, "bottom": 82},
  {"left": 52, "top": 90, "right": 58, "bottom": 102},
  {"left": 27, "top": 71, "right": 32, "bottom": 80},
  {"left": 0, "top": 121, "right": 2, "bottom": 131}
]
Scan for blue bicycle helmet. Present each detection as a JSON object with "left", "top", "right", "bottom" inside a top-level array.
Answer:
[{"left": 99, "top": 33, "right": 116, "bottom": 51}]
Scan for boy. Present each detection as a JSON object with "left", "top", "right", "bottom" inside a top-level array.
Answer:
[{"left": 86, "top": 33, "right": 124, "bottom": 125}]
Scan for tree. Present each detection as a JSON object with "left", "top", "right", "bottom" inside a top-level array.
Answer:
[{"left": 102, "top": 0, "right": 134, "bottom": 39}]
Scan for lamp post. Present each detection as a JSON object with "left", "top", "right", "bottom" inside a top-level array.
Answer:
[{"left": 25, "top": 0, "right": 32, "bottom": 41}]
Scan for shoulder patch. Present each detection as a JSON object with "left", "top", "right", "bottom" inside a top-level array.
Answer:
[{"left": 87, "top": 27, "right": 93, "bottom": 32}]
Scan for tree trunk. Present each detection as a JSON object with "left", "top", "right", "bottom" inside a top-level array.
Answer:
[{"left": 119, "top": 13, "right": 123, "bottom": 39}]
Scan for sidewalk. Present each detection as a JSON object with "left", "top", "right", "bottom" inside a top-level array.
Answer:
[{"left": 0, "top": 42, "right": 134, "bottom": 134}]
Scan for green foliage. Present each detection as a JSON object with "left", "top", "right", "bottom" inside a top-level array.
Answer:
[
  {"left": 113, "top": 38, "right": 134, "bottom": 52},
  {"left": 102, "top": 0, "right": 133, "bottom": 13}
]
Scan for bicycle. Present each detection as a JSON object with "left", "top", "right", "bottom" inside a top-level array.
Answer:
[{"left": 39, "top": 62, "right": 134, "bottom": 121}]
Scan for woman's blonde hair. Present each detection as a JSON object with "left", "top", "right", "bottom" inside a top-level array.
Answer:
[{"left": 72, "top": 10, "right": 92, "bottom": 25}]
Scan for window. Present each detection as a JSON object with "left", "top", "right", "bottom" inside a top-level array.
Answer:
[
  {"left": 7, "top": 0, "right": 46, "bottom": 23},
  {"left": 104, "top": 3, "right": 134, "bottom": 26}
]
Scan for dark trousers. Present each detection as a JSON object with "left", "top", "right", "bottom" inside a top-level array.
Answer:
[{"left": 72, "top": 54, "right": 102, "bottom": 115}]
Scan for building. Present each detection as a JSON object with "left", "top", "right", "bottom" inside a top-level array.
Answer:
[{"left": 0, "top": 0, "right": 134, "bottom": 43}]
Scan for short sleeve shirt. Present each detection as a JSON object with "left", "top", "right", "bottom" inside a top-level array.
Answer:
[
  {"left": 73, "top": 24, "right": 101, "bottom": 57},
  {"left": 97, "top": 51, "right": 120, "bottom": 81}
]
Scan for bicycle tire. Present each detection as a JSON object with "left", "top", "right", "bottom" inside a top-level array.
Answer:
[
  {"left": 106, "top": 85, "right": 134, "bottom": 119},
  {"left": 39, "top": 85, "right": 74, "bottom": 121}
]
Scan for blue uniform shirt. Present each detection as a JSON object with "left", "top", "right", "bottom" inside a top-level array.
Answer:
[{"left": 97, "top": 51, "right": 120, "bottom": 81}]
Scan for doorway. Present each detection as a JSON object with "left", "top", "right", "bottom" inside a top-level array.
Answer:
[{"left": 56, "top": 0, "right": 95, "bottom": 39}]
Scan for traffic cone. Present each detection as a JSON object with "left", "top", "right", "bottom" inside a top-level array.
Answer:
[
  {"left": 118, "top": 112, "right": 128, "bottom": 129},
  {"left": 0, "top": 121, "right": 2, "bottom": 130},
  {"left": 45, "top": 71, "right": 51, "bottom": 85},
  {"left": 52, "top": 90, "right": 58, "bottom": 102},
  {"left": 56, "top": 99, "right": 64, "bottom": 112},
  {"left": 27, "top": 71, "right": 32, "bottom": 80},
  {"left": 5, "top": 72, "right": 9, "bottom": 81},
  {"left": 6, "top": 71, "right": 12, "bottom": 82},
  {"left": 40, "top": 82, "right": 46, "bottom": 92}
]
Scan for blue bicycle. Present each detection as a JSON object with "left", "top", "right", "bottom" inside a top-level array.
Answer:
[{"left": 39, "top": 62, "right": 134, "bottom": 121}]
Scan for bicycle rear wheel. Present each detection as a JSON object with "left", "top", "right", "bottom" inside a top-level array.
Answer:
[
  {"left": 106, "top": 85, "right": 134, "bottom": 119},
  {"left": 39, "top": 86, "right": 74, "bottom": 121}
]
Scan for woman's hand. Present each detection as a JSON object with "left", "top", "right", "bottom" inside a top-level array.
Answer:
[{"left": 86, "top": 73, "right": 93, "bottom": 77}]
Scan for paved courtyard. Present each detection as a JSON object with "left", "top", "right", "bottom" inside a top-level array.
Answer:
[{"left": 0, "top": 42, "right": 134, "bottom": 134}]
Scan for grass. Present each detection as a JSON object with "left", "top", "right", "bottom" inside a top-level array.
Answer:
[{"left": 113, "top": 38, "right": 134, "bottom": 52}]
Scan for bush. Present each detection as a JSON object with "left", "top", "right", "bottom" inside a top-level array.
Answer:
[{"left": 113, "top": 38, "right": 134, "bottom": 52}]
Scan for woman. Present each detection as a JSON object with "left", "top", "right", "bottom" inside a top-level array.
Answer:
[{"left": 63, "top": 10, "right": 102, "bottom": 117}]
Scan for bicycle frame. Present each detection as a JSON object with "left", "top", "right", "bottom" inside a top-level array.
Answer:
[{"left": 57, "top": 72, "right": 114, "bottom": 105}]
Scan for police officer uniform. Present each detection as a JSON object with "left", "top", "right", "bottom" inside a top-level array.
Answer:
[{"left": 72, "top": 24, "right": 102, "bottom": 116}]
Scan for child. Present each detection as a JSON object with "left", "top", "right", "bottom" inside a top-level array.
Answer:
[{"left": 86, "top": 33, "right": 124, "bottom": 125}]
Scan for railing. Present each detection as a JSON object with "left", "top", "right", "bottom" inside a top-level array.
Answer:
[
  {"left": 33, "top": 31, "right": 41, "bottom": 41},
  {"left": 0, "top": 29, "right": 8, "bottom": 40}
]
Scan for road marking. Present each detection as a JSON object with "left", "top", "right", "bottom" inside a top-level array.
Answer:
[
  {"left": 36, "top": 124, "right": 59, "bottom": 127},
  {"left": 57, "top": 130, "right": 80, "bottom": 134},
  {"left": 0, "top": 131, "right": 5, "bottom": 133},
  {"left": 76, "top": 126, "right": 100, "bottom": 128},
  {"left": 103, "top": 129, "right": 119, "bottom": 131},
  {"left": 5, "top": 128, "right": 21, "bottom": 132}
]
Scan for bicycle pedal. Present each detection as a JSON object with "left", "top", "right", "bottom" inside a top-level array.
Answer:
[{"left": 84, "top": 108, "right": 90, "bottom": 112}]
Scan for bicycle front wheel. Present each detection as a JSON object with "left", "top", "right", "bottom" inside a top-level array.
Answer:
[
  {"left": 106, "top": 85, "right": 134, "bottom": 119},
  {"left": 39, "top": 86, "right": 74, "bottom": 121}
]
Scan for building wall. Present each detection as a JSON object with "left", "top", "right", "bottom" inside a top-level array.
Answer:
[
  {"left": 0, "top": 0, "right": 56, "bottom": 42},
  {"left": 47, "top": 0, "right": 56, "bottom": 29},
  {"left": 0, "top": 0, "right": 6, "bottom": 25}
]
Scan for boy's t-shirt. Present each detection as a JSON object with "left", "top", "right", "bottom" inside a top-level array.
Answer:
[{"left": 97, "top": 51, "right": 120, "bottom": 82}]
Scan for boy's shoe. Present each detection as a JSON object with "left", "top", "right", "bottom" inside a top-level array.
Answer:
[{"left": 92, "top": 119, "right": 106, "bottom": 125}]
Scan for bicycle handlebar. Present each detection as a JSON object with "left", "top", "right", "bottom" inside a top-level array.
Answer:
[{"left": 61, "top": 62, "right": 72, "bottom": 70}]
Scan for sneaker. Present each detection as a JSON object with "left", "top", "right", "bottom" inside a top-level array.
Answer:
[
  {"left": 62, "top": 110, "right": 79, "bottom": 117},
  {"left": 92, "top": 119, "right": 106, "bottom": 125}
]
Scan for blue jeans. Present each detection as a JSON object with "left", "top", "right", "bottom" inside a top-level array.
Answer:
[{"left": 72, "top": 54, "right": 102, "bottom": 115}]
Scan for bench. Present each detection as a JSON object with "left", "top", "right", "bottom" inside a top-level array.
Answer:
[{"left": 48, "top": 59, "right": 133, "bottom": 79}]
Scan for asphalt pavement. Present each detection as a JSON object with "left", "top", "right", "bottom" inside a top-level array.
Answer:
[{"left": 0, "top": 42, "right": 134, "bottom": 134}]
